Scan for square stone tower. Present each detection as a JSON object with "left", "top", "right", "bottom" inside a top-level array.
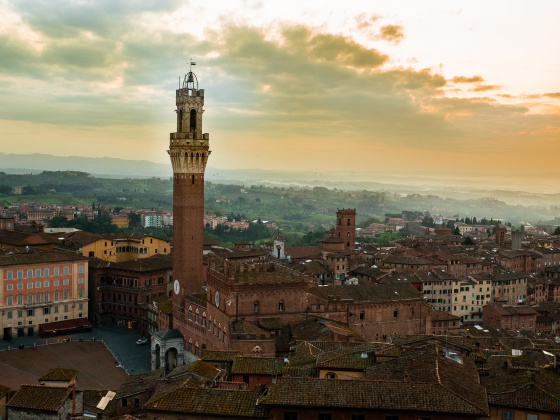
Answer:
[{"left": 168, "top": 68, "right": 210, "bottom": 310}]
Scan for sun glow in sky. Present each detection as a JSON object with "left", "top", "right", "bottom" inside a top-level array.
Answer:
[{"left": 1, "top": 0, "right": 559, "bottom": 180}]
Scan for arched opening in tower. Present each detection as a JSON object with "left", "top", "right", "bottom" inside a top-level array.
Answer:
[
  {"left": 178, "top": 109, "right": 183, "bottom": 132},
  {"left": 190, "top": 109, "right": 197, "bottom": 133}
]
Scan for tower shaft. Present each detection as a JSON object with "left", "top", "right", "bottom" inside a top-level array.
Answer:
[{"left": 169, "top": 80, "right": 210, "bottom": 308}]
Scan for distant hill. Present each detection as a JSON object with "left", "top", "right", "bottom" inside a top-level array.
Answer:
[{"left": 0, "top": 153, "right": 172, "bottom": 178}]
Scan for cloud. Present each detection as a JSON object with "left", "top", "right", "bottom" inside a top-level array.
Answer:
[
  {"left": 378, "top": 25, "right": 404, "bottom": 44},
  {"left": 545, "top": 92, "right": 560, "bottom": 98},
  {"left": 452, "top": 75, "right": 484, "bottom": 83},
  {"left": 472, "top": 84, "right": 500, "bottom": 92}
]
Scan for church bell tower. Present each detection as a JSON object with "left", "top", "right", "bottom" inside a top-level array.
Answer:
[{"left": 168, "top": 65, "right": 210, "bottom": 309}]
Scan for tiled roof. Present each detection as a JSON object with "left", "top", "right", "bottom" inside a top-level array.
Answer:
[
  {"left": 201, "top": 350, "right": 242, "bottom": 362},
  {"left": 365, "top": 344, "right": 488, "bottom": 414},
  {"left": 258, "top": 317, "right": 283, "bottom": 331},
  {"left": 189, "top": 360, "right": 221, "bottom": 381},
  {"left": 483, "top": 371, "right": 560, "bottom": 413},
  {"left": 144, "top": 387, "right": 267, "bottom": 417},
  {"left": 261, "top": 376, "right": 488, "bottom": 415},
  {"left": 88, "top": 254, "right": 172, "bottom": 272},
  {"left": 289, "top": 318, "right": 364, "bottom": 342},
  {"left": 0, "top": 230, "right": 60, "bottom": 246},
  {"left": 39, "top": 368, "right": 79, "bottom": 382},
  {"left": 7, "top": 385, "right": 71, "bottom": 412},
  {"left": 315, "top": 343, "right": 385, "bottom": 371},
  {"left": 315, "top": 282, "right": 422, "bottom": 302},
  {"left": 285, "top": 246, "right": 322, "bottom": 259},
  {"left": 230, "top": 320, "right": 269, "bottom": 336},
  {"left": 0, "top": 248, "right": 87, "bottom": 267},
  {"left": 231, "top": 357, "right": 285, "bottom": 375},
  {"left": 115, "top": 369, "right": 163, "bottom": 399}
]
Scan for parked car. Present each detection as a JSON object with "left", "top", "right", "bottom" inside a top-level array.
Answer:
[{"left": 136, "top": 338, "right": 148, "bottom": 346}]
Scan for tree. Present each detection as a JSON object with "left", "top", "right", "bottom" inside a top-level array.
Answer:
[
  {"left": 454, "top": 226, "right": 460, "bottom": 235},
  {"left": 464, "top": 237, "right": 474, "bottom": 245},
  {"left": 555, "top": 226, "right": 560, "bottom": 235},
  {"left": 128, "top": 212, "right": 142, "bottom": 228}
]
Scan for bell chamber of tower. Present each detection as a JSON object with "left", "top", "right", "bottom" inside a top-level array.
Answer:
[{"left": 168, "top": 69, "right": 211, "bottom": 306}]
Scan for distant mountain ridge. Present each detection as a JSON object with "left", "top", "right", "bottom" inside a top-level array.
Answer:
[{"left": 0, "top": 152, "right": 172, "bottom": 178}]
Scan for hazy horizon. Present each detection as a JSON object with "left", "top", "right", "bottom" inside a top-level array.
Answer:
[{"left": 1, "top": 1, "right": 559, "bottom": 185}]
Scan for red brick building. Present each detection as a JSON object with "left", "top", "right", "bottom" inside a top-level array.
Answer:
[
  {"left": 482, "top": 302, "right": 537, "bottom": 332},
  {"left": 88, "top": 254, "right": 172, "bottom": 329}
]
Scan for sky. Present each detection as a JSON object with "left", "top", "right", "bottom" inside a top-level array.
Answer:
[{"left": 1, "top": 0, "right": 560, "bottom": 183}]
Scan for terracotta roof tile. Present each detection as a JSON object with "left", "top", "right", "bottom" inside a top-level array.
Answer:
[
  {"left": 39, "top": 368, "right": 79, "bottom": 382},
  {"left": 7, "top": 385, "right": 71, "bottom": 412},
  {"left": 231, "top": 357, "right": 285, "bottom": 375},
  {"left": 144, "top": 387, "right": 267, "bottom": 417}
]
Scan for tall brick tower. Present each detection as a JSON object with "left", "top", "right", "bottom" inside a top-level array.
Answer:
[
  {"left": 336, "top": 208, "right": 356, "bottom": 251},
  {"left": 168, "top": 66, "right": 210, "bottom": 308}
]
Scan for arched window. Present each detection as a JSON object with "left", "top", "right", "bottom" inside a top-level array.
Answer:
[
  {"left": 178, "top": 109, "right": 183, "bottom": 132},
  {"left": 253, "top": 301, "right": 260, "bottom": 313},
  {"left": 278, "top": 300, "right": 285, "bottom": 312},
  {"left": 190, "top": 109, "right": 196, "bottom": 132}
]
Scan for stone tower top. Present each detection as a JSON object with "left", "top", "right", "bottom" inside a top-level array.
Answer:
[{"left": 168, "top": 63, "right": 211, "bottom": 174}]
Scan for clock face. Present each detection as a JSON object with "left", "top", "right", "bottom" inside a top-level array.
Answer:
[
  {"left": 214, "top": 290, "right": 220, "bottom": 307},
  {"left": 174, "top": 280, "right": 180, "bottom": 295}
]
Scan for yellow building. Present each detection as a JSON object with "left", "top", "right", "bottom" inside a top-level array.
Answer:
[
  {"left": 81, "top": 234, "right": 170, "bottom": 262},
  {"left": 110, "top": 215, "right": 129, "bottom": 229}
]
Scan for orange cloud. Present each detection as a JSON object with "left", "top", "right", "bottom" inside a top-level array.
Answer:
[{"left": 452, "top": 75, "right": 484, "bottom": 83}]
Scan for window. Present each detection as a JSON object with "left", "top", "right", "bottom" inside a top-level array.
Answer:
[
  {"left": 134, "top": 398, "right": 140, "bottom": 408},
  {"left": 17, "top": 270, "right": 23, "bottom": 279},
  {"left": 44, "top": 268, "right": 49, "bottom": 276},
  {"left": 79, "top": 265, "right": 84, "bottom": 274},
  {"left": 351, "top": 416, "right": 365, "bottom": 420},
  {"left": 27, "top": 269, "right": 33, "bottom": 278},
  {"left": 43, "top": 307, "right": 50, "bottom": 315},
  {"left": 17, "top": 295, "right": 23, "bottom": 304},
  {"left": 326, "top": 372, "right": 337, "bottom": 379},
  {"left": 54, "top": 291, "right": 59, "bottom": 301},
  {"left": 27, "top": 295, "right": 33, "bottom": 305},
  {"left": 27, "top": 283, "right": 33, "bottom": 289},
  {"left": 318, "top": 415, "right": 332, "bottom": 420},
  {"left": 253, "top": 301, "right": 260, "bottom": 313},
  {"left": 78, "top": 289, "right": 83, "bottom": 298},
  {"left": 284, "top": 413, "right": 298, "bottom": 420},
  {"left": 36, "top": 269, "right": 41, "bottom": 277},
  {"left": 64, "top": 304, "right": 69, "bottom": 313},
  {"left": 7, "top": 296, "right": 13, "bottom": 306},
  {"left": 27, "top": 309, "right": 34, "bottom": 316},
  {"left": 279, "top": 301, "right": 285, "bottom": 311},
  {"left": 393, "top": 310, "right": 398, "bottom": 318},
  {"left": 502, "top": 411, "right": 514, "bottom": 420},
  {"left": 64, "top": 267, "right": 69, "bottom": 275},
  {"left": 17, "top": 284, "right": 23, "bottom": 290},
  {"left": 63, "top": 279, "right": 69, "bottom": 285},
  {"left": 79, "top": 278, "right": 84, "bottom": 284},
  {"left": 36, "top": 282, "right": 41, "bottom": 288},
  {"left": 121, "top": 398, "right": 127, "bottom": 407},
  {"left": 7, "top": 271, "right": 12, "bottom": 280},
  {"left": 7, "top": 284, "right": 13, "bottom": 290},
  {"left": 360, "top": 311, "right": 365, "bottom": 320},
  {"left": 526, "top": 415, "right": 537, "bottom": 420},
  {"left": 54, "top": 268, "right": 59, "bottom": 276}
]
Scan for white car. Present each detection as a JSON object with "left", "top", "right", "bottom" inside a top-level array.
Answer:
[{"left": 136, "top": 338, "right": 148, "bottom": 346}]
